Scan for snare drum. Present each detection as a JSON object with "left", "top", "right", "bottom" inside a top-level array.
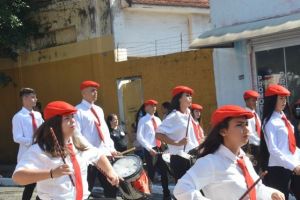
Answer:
[{"left": 113, "top": 155, "right": 151, "bottom": 200}]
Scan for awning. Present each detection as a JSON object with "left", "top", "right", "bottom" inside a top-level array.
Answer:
[{"left": 190, "top": 12, "right": 300, "bottom": 48}]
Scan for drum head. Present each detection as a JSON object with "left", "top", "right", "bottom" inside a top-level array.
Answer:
[{"left": 113, "top": 155, "right": 143, "bottom": 180}]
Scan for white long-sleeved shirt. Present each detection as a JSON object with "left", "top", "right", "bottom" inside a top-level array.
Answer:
[
  {"left": 75, "top": 100, "right": 116, "bottom": 155},
  {"left": 173, "top": 144, "right": 278, "bottom": 200},
  {"left": 264, "top": 111, "right": 300, "bottom": 171},
  {"left": 137, "top": 113, "right": 161, "bottom": 151},
  {"left": 13, "top": 140, "right": 103, "bottom": 200},
  {"left": 245, "top": 107, "right": 261, "bottom": 146},
  {"left": 156, "top": 110, "right": 199, "bottom": 155},
  {"left": 12, "top": 107, "right": 44, "bottom": 162}
]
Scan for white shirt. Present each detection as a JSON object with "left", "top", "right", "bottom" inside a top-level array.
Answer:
[
  {"left": 12, "top": 107, "right": 44, "bottom": 162},
  {"left": 245, "top": 107, "right": 261, "bottom": 146},
  {"left": 14, "top": 141, "right": 103, "bottom": 200},
  {"left": 156, "top": 110, "right": 199, "bottom": 155},
  {"left": 75, "top": 100, "right": 116, "bottom": 155},
  {"left": 264, "top": 111, "right": 300, "bottom": 171},
  {"left": 173, "top": 145, "right": 278, "bottom": 200},
  {"left": 137, "top": 113, "right": 161, "bottom": 151}
]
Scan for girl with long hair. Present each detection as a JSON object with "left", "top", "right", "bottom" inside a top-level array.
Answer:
[
  {"left": 174, "top": 105, "right": 284, "bottom": 200},
  {"left": 156, "top": 86, "right": 199, "bottom": 181},
  {"left": 12, "top": 101, "right": 119, "bottom": 200},
  {"left": 260, "top": 84, "right": 300, "bottom": 200}
]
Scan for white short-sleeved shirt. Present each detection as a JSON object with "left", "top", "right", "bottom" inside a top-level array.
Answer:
[
  {"left": 173, "top": 145, "right": 278, "bottom": 200},
  {"left": 156, "top": 110, "right": 199, "bottom": 155},
  {"left": 245, "top": 107, "right": 261, "bottom": 146},
  {"left": 12, "top": 107, "right": 44, "bottom": 162},
  {"left": 137, "top": 114, "right": 161, "bottom": 151},
  {"left": 264, "top": 111, "right": 300, "bottom": 171},
  {"left": 75, "top": 100, "right": 116, "bottom": 155},
  {"left": 14, "top": 142, "right": 103, "bottom": 200}
]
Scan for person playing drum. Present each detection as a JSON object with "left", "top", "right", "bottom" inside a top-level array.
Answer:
[
  {"left": 156, "top": 86, "right": 200, "bottom": 182},
  {"left": 12, "top": 101, "right": 119, "bottom": 200},
  {"left": 173, "top": 105, "right": 284, "bottom": 200},
  {"left": 137, "top": 99, "right": 171, "bottom": 200}
]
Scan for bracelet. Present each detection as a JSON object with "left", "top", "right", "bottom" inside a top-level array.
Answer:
[{"left": 50, "top": 169, "right": 53, "bottom": 179}]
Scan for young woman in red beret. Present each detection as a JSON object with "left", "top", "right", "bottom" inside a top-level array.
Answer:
[
  {"left": 260, "top": 84, "right": 300, "bottom": 200},
  {"left": 12, "top": 101, "right": 119, "bottom": 200},
  {"left": 156, "top": 86, "right": 199, "bottom": 182},
  {"left": 191, "top": 103, "right": 205, "bottom": 144},
  {"left": 173, "top": 105, "right": 284, "bottom": 200}
]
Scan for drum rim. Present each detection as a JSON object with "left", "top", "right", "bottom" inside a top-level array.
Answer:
[{"left": 113, "top": 154, "right": 143, "bottom": 180}]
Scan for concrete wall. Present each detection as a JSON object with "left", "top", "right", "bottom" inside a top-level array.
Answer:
[
  {"left": 111, "top": 0, "right": 211, "bottom": 57},
  {"left": 30, "top": 0, "right": 112, "bottom": 50},
  {"left": 210, "top": 0, "right": 300, "bottom": 28},
  {"left": 0, "top": 38, "right": 216, "bottom": 164}
]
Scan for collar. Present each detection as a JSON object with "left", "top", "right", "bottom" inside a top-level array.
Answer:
[
  {"left": 81, "top": 99, "right": 94, "bottom": 109},
  {"left": 21, "top": 107, "right": 33, "bottom": 114},
  {"left": 217, "top": 144, "right": 246, "bottom": 162},
  {"left": 272, "top": 111, "right": 283, "bottom": 118}
]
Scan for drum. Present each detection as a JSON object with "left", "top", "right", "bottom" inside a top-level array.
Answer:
[{"left": 113, "top": 155, "right": 151, "bottom": 200}]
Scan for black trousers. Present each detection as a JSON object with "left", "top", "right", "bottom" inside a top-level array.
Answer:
[
  {"left": 22, "top": 183, "right": 36, "bottom": 200},
  {"left": 264, "top": 166, "right": 300, "bottom": 200},
  {"left": 87, "top": 165, "right": 118, "bottom": 198},
  {"left": 170, "top": 155, "right": 192, "bottom": 183},
  {"left": 144, "top": 148, "right": 170, "bottom": 197}
]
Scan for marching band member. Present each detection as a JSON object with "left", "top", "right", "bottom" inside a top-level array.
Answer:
[
  {"left": 260, "top": 84, "right": 300, "bottom": 199},
  {"left": 191, "top": 103, "right": 205, "bottom": 143},
  {"left": 137, "top": 99, "right": 171, "bottom": 200},
  {"left": 74, "top": 80, "right": 119, "bottom": 198},
  {"left": 173, "top": 105, "right": 284, "bottom": 200},
  {"left": 12, "top": 101, "right": 119, "bottom": 200},
  {"left": 156, "top": 86, "right": 199, "bottom": 182},
  {"left": 12, "top": 88, "right": 44, "bottom": 200},
  {"left": 243, "top": 90, "right": 261, "bottom": 172}
]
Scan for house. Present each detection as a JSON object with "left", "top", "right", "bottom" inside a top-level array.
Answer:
[
  {"left": 111, "top": 0, "right": 211, "bottom": 60},
  {"left": 191, "top": 0, "right": 300, "bottom": 113}
]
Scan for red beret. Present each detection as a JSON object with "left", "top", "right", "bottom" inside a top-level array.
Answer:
[
  {"left": 80, "top": 80, "right": 100, "bottom": 90},
  {"left": 44, "top": 101, "right": 77, "bottom": 120},
  {"left": 265, "top": 84, "right": 290, "bottom": 97},
  {"left": 211, "top": 105, "right": 254, "bottom": 127},
  {"left": 144, "top": 99, "right": 158, "bottom": 106},
  {"left": 191, "top": 103, "right": 203, "bottom": 111},
  {"left": 172, "top": 86, "right": 194, "bottom": 97},
  {"left": 243, "top": 90, "right": 259, "bottom": 99}
]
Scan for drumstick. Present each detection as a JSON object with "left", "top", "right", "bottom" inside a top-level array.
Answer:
[
  {"left": 183, "top": 113, "right": 191, "bottom": 152},
  {"left": 120, "top": 147, "right": 136, "bottom": 155},
  {"left": 49, "top": 127, "right": 75, "bottom": 187},
  {"left": 238, "top": 171, "right": 268, "bottom": 200}
]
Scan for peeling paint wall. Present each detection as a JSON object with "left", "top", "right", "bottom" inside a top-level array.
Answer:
[{"left": 30, "top": 0, "right": 112, "bottom": 50}]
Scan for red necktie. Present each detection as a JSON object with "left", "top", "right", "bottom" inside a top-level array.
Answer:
[
  {"left": 67, "top": 143, "right": 83, "bottom": 200},
  {"left": 151, "top": 118, "right": 161, "bottom": 148},
  {"left": 281, "top": 114, "right": 296, "bottom": 154},
  {"left": 237, "top": 157, "right": 256, "bottom": 200},
  {"left": 191, "top": 119, "right": 203, "bottom": 144},
  {"left": 29, "top": 112, "right": 38, "bottom": 133},
  {"left": 253, "top": 113, "right": 261, "bottom": 138},
  {"left": 90, "top": 107, "right": 105, "bottom": 143}
]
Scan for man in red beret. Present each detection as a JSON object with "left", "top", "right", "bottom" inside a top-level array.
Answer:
[
  {"left": 243, "top": 90, "right": 261, "bottom": 172},
  {"left": 75, "top": 80, "right": 118, "bottom": 198},
  {"left": 12, "top": 88, "right": 44, "bottom": 200},
  {"left": 137, "top": 99, "right": 171, "bottom": 200}
]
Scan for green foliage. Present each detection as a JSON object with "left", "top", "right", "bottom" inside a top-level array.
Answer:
[{"left": 0, "top": 0, "right": 38, "bottom": 59}]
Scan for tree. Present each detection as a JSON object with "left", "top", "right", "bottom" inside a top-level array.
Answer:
[{"left": 0, "top": 0, "right": 37, "bottom": 59}]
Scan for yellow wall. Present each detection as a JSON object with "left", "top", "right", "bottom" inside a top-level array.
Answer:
[{"left": 0, "top": 38, "right": 216, "bottom": 164}]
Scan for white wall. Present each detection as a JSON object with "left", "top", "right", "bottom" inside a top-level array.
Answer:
[
  {"left": 210, "top": 0, "right": 300, "bottom": 28},
  {"left": 213, "top": 41, "right": 252, "bottom": 107},
  {"left": 111, "top": 1, "right": 211, "bottom": 57}
]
